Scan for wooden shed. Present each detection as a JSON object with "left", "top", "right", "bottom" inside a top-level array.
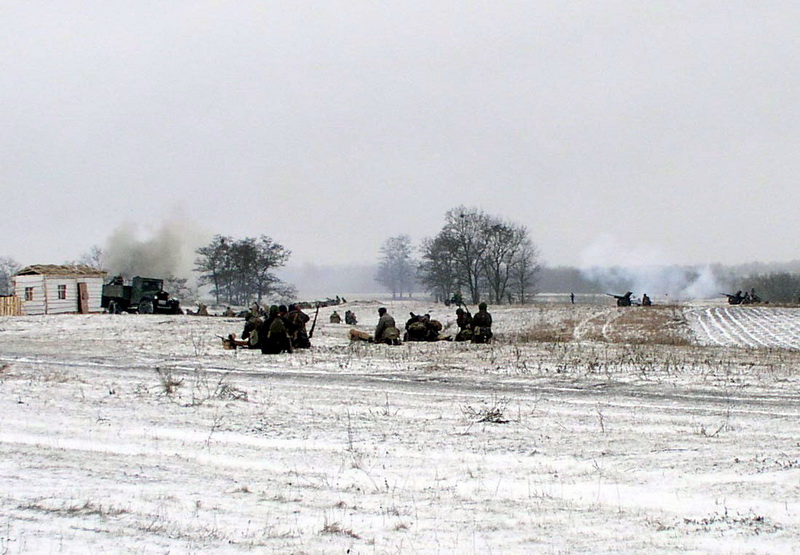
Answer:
[{"left": 13, "top": 265, "right": 107, "bottom": 315}]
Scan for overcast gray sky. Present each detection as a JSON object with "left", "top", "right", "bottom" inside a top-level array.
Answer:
[{"left": 3, "top": 1, "right": 799, "bottom": 270}]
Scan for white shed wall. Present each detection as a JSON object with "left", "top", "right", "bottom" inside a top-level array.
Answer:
[
  {"left": 43, "top": 278, "right": 78, "bottom": 314},
  {"left": 13, "top": 274, "right": 105, "bottom": 315},
  {"left": 13, "top": 275, "right": 46, "bottom": 315}
]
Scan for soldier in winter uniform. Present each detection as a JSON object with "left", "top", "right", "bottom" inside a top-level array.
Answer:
[
  {"left": 374, "top": 307, "right": 401, "bottom": 345},
  {"left": 470, "top": 302, "right": 493, "bottom": 344}
]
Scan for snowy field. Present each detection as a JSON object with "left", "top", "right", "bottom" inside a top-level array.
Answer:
[{"left": 1, "top": 299, "right": 800, "bottom": 553}]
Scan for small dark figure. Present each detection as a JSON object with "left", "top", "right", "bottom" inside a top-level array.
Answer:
[
  {"left": 345, "top": 310, "right": 357, "bottom": 325},
  {"left": 424, "top": 315, "right": 443, "bottom": 340},
  {"left": 404, "top": 313, "right": 443, "bottom": 342},
  {"left": 641, "top": 293, "right": 652, "bottom": 307},
  {"left": 241, "top": 314, "right": 263, "bottom": 348},
  {"left": 471, "top": 302, "right": 493, "bottom": 343},
  {"left": 287, "top": 303, "right": 311, "bottom": 349},
  {"left": 405, "top": 312, "right": 428, "bottom": 341},
  {"left": 570, "top": 293, "right": 575, "bottom": 304},
  {"left": 454, "top": 307, "right": 473, "bottom": 342},
  {"left": 330, "top": 310, "right": 342, "bottom": 324},
  {"left": 262, "top": 305, "right": 293, "bottom": 354},
  {"left": 375, "top": 307, "right": 401, "bottom": 345}
]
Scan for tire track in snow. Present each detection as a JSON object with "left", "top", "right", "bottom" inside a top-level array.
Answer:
[{"left": 573, "top": 310, "right": 610, "bottom": 341}]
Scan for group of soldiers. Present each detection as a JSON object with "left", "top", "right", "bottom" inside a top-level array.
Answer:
[
  {"left": 724, "top": 288, "right": 762, "bottom": 305},
  {"left": 224, "top": 303, "right": 313, "bottom": 354},
  {"left": 454, "top": 302, "right": 493, "bottom": 343},
  {"left": 367, "top": 302, "right": 493, "bottom": 345},
  {"left": 329, "top": 310, "right": 358, "bottom": 325},
  {"left": 225, "top": 300, "right": 495, "bottom": 351}
]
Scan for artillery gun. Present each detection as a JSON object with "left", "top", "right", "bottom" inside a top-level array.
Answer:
[
  {"left": 607, "top": 291, "right": 634, "bottom": 307},
  {"left": 721, "top": 291, "right": 745, "bottom": 305},
  {"left": 102, "top": 276, "right": 181, "bottom": 314},
  {"left": 721, "top": 289, "right": 762, "bottom": 305}
]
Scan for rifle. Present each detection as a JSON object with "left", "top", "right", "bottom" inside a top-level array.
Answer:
[{"left": 308, "top": 302, "right": 321, "bottom": 338}]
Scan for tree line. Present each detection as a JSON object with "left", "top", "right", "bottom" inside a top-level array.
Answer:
[{"left": 376, "top": 206, "right": 541, "bottom": 305}]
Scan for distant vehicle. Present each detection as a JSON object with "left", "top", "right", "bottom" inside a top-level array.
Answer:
[{"left": 101, "top": 276, "right": 181, "bottom": 314}]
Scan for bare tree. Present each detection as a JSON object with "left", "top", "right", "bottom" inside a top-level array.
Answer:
[
  {"left": 418, "top": 234, "right": 458, "bottom": 303},
  {"left": 418, "top": 207, "right": 540, "bottom": 305},
  {"left": 0, "top": 257, "right": 21, "bottom": 296},
  {"left": 164, "top": 275, "right": 197, "bottom": 304},
  {"left": 195, "top": 235, "right": 233, "bottom": 305},
  {"left": 480, "top": 220, "right": 522, "bottom": 304},
  {"left": 78, "top": 245, "right": 106, "bottom": 270},
  {"left": 509, "top": 238, "right": 540, "bottom": 304},
  {"left": 376, "top": 235, "right": 416, "bottom": 299},
  {"left": 442, "top": 207, "right": 491, "bottom": 304},
  {"left": 250, "top": 236, "right": 292, "bottom": 304}
]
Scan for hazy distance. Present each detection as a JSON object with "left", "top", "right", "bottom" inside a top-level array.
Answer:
[{"left": 2, "top": 2, "right": 799, "bottom": 273}]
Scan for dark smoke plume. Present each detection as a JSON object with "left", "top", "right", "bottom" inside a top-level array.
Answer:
[{"left": 104, "top": 219, "right": 210, "bottom": 281}]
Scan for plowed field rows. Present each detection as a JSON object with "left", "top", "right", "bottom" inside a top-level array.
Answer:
[{"left": 686, "top": 306, "right": 800, "bottom": 350}]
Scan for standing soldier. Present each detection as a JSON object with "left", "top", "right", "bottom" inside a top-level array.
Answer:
[
  {"left": 287, "top": 303, "right": 311, "bottom": 349},
  {"left": 471, "top": 302, "right": 493, "bottom": 343},
  {"left": 241, "top": 313, "right": 263, "bottom": 349}
]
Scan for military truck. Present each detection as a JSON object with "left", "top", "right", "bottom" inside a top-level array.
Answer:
[{"left": 102, "top": 276, "right": 181, "bottom": 314}]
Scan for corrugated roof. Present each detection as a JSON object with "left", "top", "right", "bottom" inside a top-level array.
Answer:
[{"left": 16, "top": 264, "right": 107, "bottom": 277}]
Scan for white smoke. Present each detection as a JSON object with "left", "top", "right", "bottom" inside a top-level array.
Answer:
[{"left": 579, "top": 235, "right": 724, "bottom": 300}]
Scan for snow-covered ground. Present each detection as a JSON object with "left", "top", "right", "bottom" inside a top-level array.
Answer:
[
  {"left": 1, "top": 300, "right": 799, "bottom": 553},
  {"left": 687, "top": 304, "right": 800, "bottom": 350}
]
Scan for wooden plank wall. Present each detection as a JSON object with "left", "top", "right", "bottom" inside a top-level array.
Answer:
[
  {"left": 13, "top": 274, "right": 46, "bottom": 315},
  {"left": 0, "top": 296, "right": 22, "bottom": 316}
]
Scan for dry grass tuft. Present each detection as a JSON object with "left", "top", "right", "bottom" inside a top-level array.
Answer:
[
  {"left": 503, "top": 318, "right": 579, "bottom": 344},
  {"left": 610, "top": 306, "right": 693, "bottom": 346},
  {"left": 462, "top": 395, "right": 510, "bottom": 424},
  {"left": 321, "top": 521, "right": 361, "bottom": 538},
  {"left": 156, "top": 367, "right": 183, "bottom": 395}
]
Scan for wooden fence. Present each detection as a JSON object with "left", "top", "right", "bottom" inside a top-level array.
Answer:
[{"left": 0, "top": 296, "right": 22, "bottom": 316}]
